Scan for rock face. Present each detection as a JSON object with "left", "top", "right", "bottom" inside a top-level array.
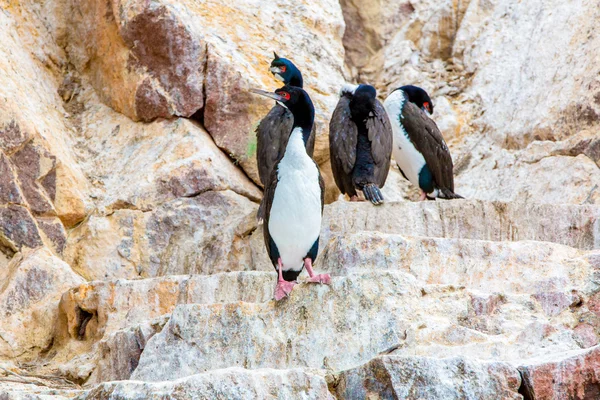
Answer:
[
  {"left": 66, "top": 0, "right": 347, "bottom": 187},
  {"left": 0, "top": 248, "right": 84, "bottom": 361},
  {"left": 519, "top": 346, "right": 600, "bottom": 400},
  {"left": 1, "top": 0, "right": 600, "bottom": 399},
  {"left": 79, "top": 368, "right": 334, "bottom": 400},
  {"left": 334, "top": 355, "right": 522, "bottom": 399}
]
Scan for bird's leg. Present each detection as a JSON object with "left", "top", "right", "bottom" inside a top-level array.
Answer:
[
  {"left": 274, "top": 258, "right": 296, "bottom": 301},
  {"left": 419, "top": 190, "right": 428, "bottom": 201},
  {"left": 350, "top": 195, "right": 364, "bottom": 202},
  {"left": 304, "top": 258, "right": 331, "bottom": 284}
]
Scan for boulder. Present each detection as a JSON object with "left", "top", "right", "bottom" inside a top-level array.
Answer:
[
  {"left": 65, "top": 190, "right": 258, "bottom": 281},
  {"left": 0, "top": 248, "right": 84, "bottom": 360},
  {"left": 333, "top": 355, "right": 522, "bottom": 400},
  {"left": 50, "top": 272, "right": 274, "bottom": 383},
  {"left": 519, "top": 345, "right": 600, "bottom": 400}
]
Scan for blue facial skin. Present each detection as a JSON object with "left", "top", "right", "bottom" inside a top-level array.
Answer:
[{"left": 270, "top": 55, "right": 303, "bottom": 88}]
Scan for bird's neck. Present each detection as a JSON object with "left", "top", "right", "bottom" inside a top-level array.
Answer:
[
  {"left": 287, "top": 68, "right": 303, "bottom": 88},
  {"left": 288, "top": 97, "right": 314, "bottom": 146},
  {"left": 291, "top": 114, "right": 313, "bottom": 147}
]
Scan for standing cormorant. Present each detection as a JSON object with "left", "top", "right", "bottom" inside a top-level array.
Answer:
[{"left": 329, "top": 84, "right": 393, "bottom": 205}]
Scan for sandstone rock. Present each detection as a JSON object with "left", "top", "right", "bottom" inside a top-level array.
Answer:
[
  {"left": 0, "top": 11, "right": 88, "bottom": 230},
  {"left": 319, "top": 231, "right": 596, "bottom": 295},
  {"left": 334, "top": 355, "right": 522, "bottom": 400},
  {"left": 455, "top": 141, "right": 600, "bottom": 205},
  {"left": 250, "top": 198, "right": 600, "bottom": 273},
  {"left": 0, "top": 248, "right": 84, "bottom": 361},
  {"left": 65, "top": 190, "right": 258, "bottom": 281},
  {"left": 50, "top": 272, "right": 273, "bottom": 383},
  {"left": 79, "top": 368, "right": 334, "bottom": 400},
  {"left": 519, "top": 345, "right": 600, "bottom": 400},
  {"left": 67, "top": 0, "right": 347, "bottom": 184},
  {"left": 57, "top": 272, "right": 274, "bottom": 343},
  {"left": 74, "top": 96, "right": 261, "bottom": 212},
  {"left": 82, "top": 318, "right": 168, "bottom": 385},
  {"left": 320, "top": 199, "right": 600, "bottom": 250},
  {"left": 0, "top": 205, "right": 43, "bottom": 254},
  {"left": 131, "top": 272, "right": 421, "bottom": 381},
  {"left": 455, "top": 0, "right": 600, "bottom": 147},
  {"left": 131, "top": 266, "right": 598, "bottom": 382},
  {"left": 0, "top": 381, "right": 81, "bottom": 400},
  {"left": 0, "top": 152, "right": 25, "bottom": 206}
]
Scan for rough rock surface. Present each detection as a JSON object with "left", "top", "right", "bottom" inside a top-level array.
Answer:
[
  {"left": 79, "top": 368, "right": 333, "bottom": 400},
  {"left": 519, "top": 345, "right": 600, "bottom": 400},
  {"left": 0, "top": 248, "right": 84, "bottom": 361},
  {"left": 66, "top": 0, "right": 347, "bottom": 190},
  {"left": 1, "top": 0, "right": 600, "bottom": 398},
  {"left": 333, "top": 355, "right": 522, "bottom": 399}
]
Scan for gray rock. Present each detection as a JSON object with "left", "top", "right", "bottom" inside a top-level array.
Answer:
[
  {"left": 77, "top": 368, "right": 333, "bottom": 400},
  {"left": 334, "top": 355, "right": 522, "bottom": 400}
]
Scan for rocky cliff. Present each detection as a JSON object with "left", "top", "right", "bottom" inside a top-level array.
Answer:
[{"left": 0, "top": 0, "right": 599, "bottom": 399}]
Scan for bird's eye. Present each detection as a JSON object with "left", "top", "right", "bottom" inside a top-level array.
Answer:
[
  {"left": 278, "top": 91, "right": 291, "bottom": 101},
  {"left": 280, "top": 66, "right": 287, "bottom": 73},
  {"left": 423, "top": 102, "right": 431, "bottom": 113}
]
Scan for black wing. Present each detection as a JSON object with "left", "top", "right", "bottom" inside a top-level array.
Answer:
[
  {"left": 365, "top": 99, "right": 393, "bottom": 188},
  {"left": 329, "top": 95, "right": 358, "bottom": 194},
  {"left": 256, "top": 104, "right": 316, "bottom": 187},
  {"left": 262, "top": 165, "right": 280, "bottom": 267},
  {"left": 401, "top": 101, "right": 455, "bottom": 191},
  {"left": 256, "top": 104, "right": 294, "bottom": 186}
]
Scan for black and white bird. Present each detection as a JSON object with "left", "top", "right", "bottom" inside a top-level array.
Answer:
[
  {"left": 256, "top": 53, "right": 316, "bottom": 186},
  {"left": 329, "top": 84, "right": 393, "bottom": 205},
  {"left": 255, "top": 53, "right": 316, "bottom": 221},
  {"left": 250, "top": 85, "right": 330, "bottom": 301},
  {"left": 383, "top": 86, "right": 462, "bottom": 201}
]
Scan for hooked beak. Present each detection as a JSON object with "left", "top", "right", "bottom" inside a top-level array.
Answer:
[
  {"left": 249, "top": 88, "right": 285, "bottom": 102},
  {"left": 269, "top": 66, "right": 283, "bottom": 74}
]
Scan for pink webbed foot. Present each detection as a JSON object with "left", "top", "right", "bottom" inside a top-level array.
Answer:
[
  {"left": 349, "top": 195, "right": 360, "bottom": 202},
  {"left": 419, "top": 190, "right": 428, "bottom": 201},
  {"left": 305, "top": 274, "right": 331, "bottom": 285},
  {"left": 304, "top": 258, "right": 332, "bottom": 285},
  {"left": 274, "top": 280, "right": 297, "bottom": 301}
]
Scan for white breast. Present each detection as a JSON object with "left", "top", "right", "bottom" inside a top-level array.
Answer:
[
  {"left": 384, "top": 90, "right": 427, "bottom": 189},
  {"left": 268, "top": 127, "right": 322, "bottom": 272}
]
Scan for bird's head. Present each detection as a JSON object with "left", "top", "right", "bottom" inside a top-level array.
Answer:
[
  {"left": 250, "top": 85, "right": 307, "bottom": 112},
  {"left": 399, "top": 85, "right": 434, "bottom": 115},
  {"left": 349, "top": 84, "right": 378, "bottom": 117},
  {"left": 270, "top": 52, "right": 303, "bottom": 88},
  {"left": 250, "top": 85, "right": 314, "bottom": 129}
]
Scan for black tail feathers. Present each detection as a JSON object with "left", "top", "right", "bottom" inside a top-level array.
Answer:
[{"left": 439, "top": 188, "right": 464, "bottom": 200}]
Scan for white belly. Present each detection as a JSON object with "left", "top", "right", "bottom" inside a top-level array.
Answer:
[
  {"left": 268, "top": 128, "right": 322, "bottom": 271},
  {"left": 384, "top": 91, "right": 426, "bottom": 189}
]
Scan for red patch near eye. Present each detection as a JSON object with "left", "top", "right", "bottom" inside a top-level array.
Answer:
[
  {"left": 280, "top": 66, "right": 286, "bottom": 73},
  {"left": 280, "top": 92, "right": 291, "bottom": 100}
]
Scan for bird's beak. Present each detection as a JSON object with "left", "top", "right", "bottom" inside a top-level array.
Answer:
[
  {"left": 269, "top": 66, "right": 283, "bottom": 74},
  {"left": 249, "top": 88, "right": 285, "bottom": 102}
]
